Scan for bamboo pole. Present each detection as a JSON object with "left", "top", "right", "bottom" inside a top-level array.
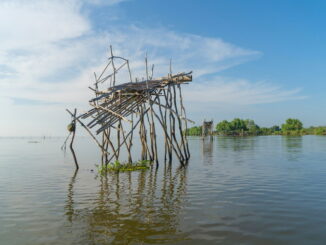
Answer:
[
  {"left": 66, "top": 109, "right": 110, "bottom": 157},
  {"left": 145, "top": 56, "right": 158, "bottom": 164},
  {"left": 106, "top": 109, "right": 149, "bottom": 164},
  {"left": 116, "top": 119, "right": 121, "bottom": 160},
  {"left": 178, "top": 84, "right": 190, "bottom": 159},
  {"left": 110, "top": 45, "right": 116, "bottom": 87},
  {"left": 172, "top": 84, "right": 188, "bottom": 162},
  {"left": 69, "top": 109, "right": 79, "bottom": 169},
  {"left": 105, "top": 127, "right": 117, "bottom": 165},
  {"left": 65, "top": 48, "right": 193, "bottom": 168}
]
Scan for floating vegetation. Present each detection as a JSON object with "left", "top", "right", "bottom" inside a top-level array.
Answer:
[{"left": 96, "top": 160, "right": 152, "bottom": 174}]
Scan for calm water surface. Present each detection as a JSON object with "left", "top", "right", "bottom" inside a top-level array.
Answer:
[{"left": 1, "top": 136, "right": 326, "bottom": 244}]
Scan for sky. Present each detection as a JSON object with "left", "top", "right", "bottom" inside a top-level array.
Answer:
[{"left": 0, "top": 0, "right": 326, "bottom": 136}]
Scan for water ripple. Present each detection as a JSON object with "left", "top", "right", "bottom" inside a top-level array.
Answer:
[{"left": 1, "top": 136, "right": 326, "bottom": 244}]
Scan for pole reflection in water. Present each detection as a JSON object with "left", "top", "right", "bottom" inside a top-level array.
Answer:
[
  {"left": 65, "top": 165, "right": 188, "bottom": 244},
  {"left": 216, "top": 136, "right": 257, "bottom": 152},
  {"left": 282, "top": 136, "right": 303, "bottom": 161},
  {"left": 65, "top": 169, "right": 78, "bottom": 224},
  {"left": 201, "top": 138, "right": 214, "bottom": 165}
]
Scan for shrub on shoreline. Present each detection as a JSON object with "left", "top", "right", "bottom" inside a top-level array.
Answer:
[{"left": 186, "top": 118, "right": 326, "bottom": 136}]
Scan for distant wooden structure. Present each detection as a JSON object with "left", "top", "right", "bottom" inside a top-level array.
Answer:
[
  {"left": 65, "top": 46, "right": 193, "bottom": 168},
  {"left": 202, "top": 120, "right": 213, "bottom": 140}
]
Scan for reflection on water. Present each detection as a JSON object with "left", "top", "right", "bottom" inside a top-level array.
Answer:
[
  {"left": 216, "top": 136, "right": 257, "bottom": 152},
  {"left": 65, "top": 169, "right": 78, "bottom": 223},
  {"left": 2, "top": 136, "right": 326, "bottom": 244},
  {"left": 201, "top": 139, "right": 214, "bottom": 165},
  {"left": 282, "top": 136, "right": 303, "bottom": 161},
  {"left": 64, "top": 166, "right": 188, "bottom": 244}
]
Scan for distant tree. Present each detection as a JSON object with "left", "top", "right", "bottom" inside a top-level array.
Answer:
[
  {"left": 270, "top": 125, "right": 281, "bottom": 132},
  {"left": 282, "top": 118, "right": 303, "bottom": 131},
  {"left": 245, "top": 119, "right": 260, "bottom": 135},
  {"left": 259, "top": 127, "right": 271, "bottom": 135},
  {"left": 230, "top": 118, "right": 247, "bottom": 134},
  {"left": 216, "top": 118, "right": 258, "bottom": 135},
  {"left": 186, "top": 126, "right": 202, "bottom": 136},
  {"left": 314, "top": 127, "right": 326, "bottom": 135},
  {"left": 187, "top": 117, "right": 326, "bottom": 137},
  {"left": 216, "top": 120, "right": 232, "bottom": 134}
]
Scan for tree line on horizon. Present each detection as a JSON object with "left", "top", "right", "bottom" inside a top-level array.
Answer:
[{"left": 185, "top": 118, "right": 326, "bottom": 136}]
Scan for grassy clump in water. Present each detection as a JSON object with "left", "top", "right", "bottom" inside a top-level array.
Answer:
[{"left": 96, "top": 160, "right": 152, "bottom": 174}]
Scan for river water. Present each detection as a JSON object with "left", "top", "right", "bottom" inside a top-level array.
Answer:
[{"left": 1, "top": 136, "right": 326, "bottom": 244}]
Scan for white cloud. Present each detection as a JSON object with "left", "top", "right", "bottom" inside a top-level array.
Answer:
[
  {"left": 82, "top": 0, "right": 127, "bottom": 5},
  {"left": 103, "top": 26, "right": 261, "bottom": 78},
  {"left": 183, "top": 77, "right": 306, "bottom": 105},
  {"left": 0, "top": 0, "right": 89, "bottom": 51},
  {"left": 0, "top": 0, "right": 305, "bottom": 136}
]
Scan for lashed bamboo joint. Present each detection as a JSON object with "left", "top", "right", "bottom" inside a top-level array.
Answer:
[{"left": 66, "top": 46, "right": 193, "bottom": 169}]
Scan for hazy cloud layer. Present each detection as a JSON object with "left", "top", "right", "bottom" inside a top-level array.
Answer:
[
  {"left": 0, "top": 0, "right": 304, "bottom": 135},
  {"left": 184, "top": 77, "right": 306, "bottom": 105}
]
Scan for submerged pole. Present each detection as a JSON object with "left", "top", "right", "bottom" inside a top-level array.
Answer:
[{"left": 69, "top": 108, "right": 79, "bottom": 169}]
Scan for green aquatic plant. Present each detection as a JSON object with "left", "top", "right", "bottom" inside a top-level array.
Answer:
[{"left": 96, "top": 160, "right": 152, "bottom": 174}]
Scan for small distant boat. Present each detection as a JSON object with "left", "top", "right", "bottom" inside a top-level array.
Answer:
[{"left": 28, "top": 141, "right": 40, "bottom": 143}]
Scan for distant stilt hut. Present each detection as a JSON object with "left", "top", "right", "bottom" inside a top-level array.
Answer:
[{"left": 202, "top": 120, "right": 213, "bottom": 140}]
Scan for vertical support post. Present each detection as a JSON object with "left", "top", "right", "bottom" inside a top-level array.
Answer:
[
  {"left": 110, "top": 45, "right": 116, "bottom": 87},
  {"left": 70, "top": 108, "right": 79, "bottom": 169},
  {"left": 178, "top": 84, "right": 190, "bottom": 160},
  {"left": 116, "top": 119, "right": 121, "bottom": 160},
  {"left": 145, "top": 56, "right": 158, "bottom": 165}
]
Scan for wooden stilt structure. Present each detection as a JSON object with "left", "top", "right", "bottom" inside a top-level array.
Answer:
[
  {"left": 202, "top": 120, "right": 213, "bottom": 141},
  {"left": 65, "top": 46, "right": 193, "bottom": 168}
]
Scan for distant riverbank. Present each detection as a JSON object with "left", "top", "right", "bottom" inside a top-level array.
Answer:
[{"left": 186, "top": 118, "right": 326, "bottom": 136}]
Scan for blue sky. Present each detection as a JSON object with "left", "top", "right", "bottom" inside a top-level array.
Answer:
[{"left": 0, "top": 0, "right": 325, "bottom": 136}]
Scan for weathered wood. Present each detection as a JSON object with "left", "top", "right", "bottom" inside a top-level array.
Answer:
[
  {"left": 106, "top": 108, "right": 150, "bottom": 163},
  {"left": 64, "top": 48, "right": 192, "bottom": 169},
  {"left": 146, "top": 56, "right": 158, "bottom": 165},
  {"left": 66, "top": 109, "right": 110, "bottom": 156},
  {"left": 95, "top": 105, "right": 132, "bottom": 123},
  {"left": 110, "top": 45, "right": 116, "bottom": 87},
  {"left": 178, "top": 84, "right": 190, "bottom": 160},
  {"left": 149, "top": 98, "right": 195, "bottom": 124},
  {"left": 69, "top": 109, "right": 79, "bottom": 169},
  {"left": 96, "top": 61, "right": 127, "bottom": 84}
]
